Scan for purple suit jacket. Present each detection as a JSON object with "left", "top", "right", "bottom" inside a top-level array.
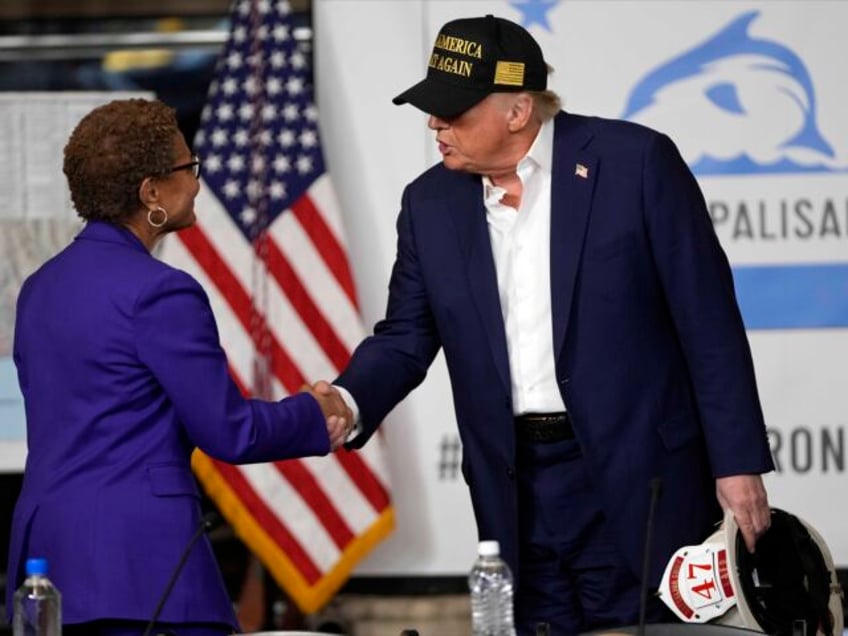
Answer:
[
  {"left": 7, "top": 221, "right": 329, "bottom": 628},
  {"left": 338, "top": 112, "right": 774, "bottom": 587}
]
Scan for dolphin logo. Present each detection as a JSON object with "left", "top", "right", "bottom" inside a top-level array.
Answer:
[{"left": 621, "top": 11, "right": 841, "bottom": 174}]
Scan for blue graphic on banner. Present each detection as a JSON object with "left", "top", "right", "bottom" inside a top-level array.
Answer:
[
  {"left": 620, "top": 10, "right": 847, "bottom": 331},
  {"left": 509, "top": 0, "right": 560, "bottom": 32},
  {"left": 622, "top": 11, "right": 839, "bottom": 176},
  {"left": 695, "top": 156, "right": 848, "bottom": 176},
  {"left": 733, "top": 264, "right": 848, "bottom": 329}
]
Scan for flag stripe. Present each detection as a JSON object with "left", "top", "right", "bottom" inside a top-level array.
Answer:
[
  {"left": 291, "top": 194, "right": 358, "bottom": 309},
  {"left": 212, "top": 458, "right": 323, "bottom": 583},
  {"left": 197, "top": 188, "right": 342, "bottom": 380},
  {"left": 176, "top": 224, "right": 306, "bottom": 391},
  {"left": 333, "top": 449, "right": 391, "bottom": 513},
  {"left": 273, "top": 460, "right": 356, "bottom": 549},
  {"left": 305, "top": 175, "right": 348, "bottom": 250},
  {"left": 270, "top": 212, "right": 365, "bottom": 353},
  {"left": 263, "top": 237, "right": 351, "bottom": 370},
  {"left": 299, "top": 454, "right": 382, "bottom": 533},
  {"left": 240, "top": 461, "right": 342, "bottom": 572}
]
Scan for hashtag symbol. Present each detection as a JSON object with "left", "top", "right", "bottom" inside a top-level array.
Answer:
[{"left": 437, "top": 434, "right": 461, "bottom": 481}]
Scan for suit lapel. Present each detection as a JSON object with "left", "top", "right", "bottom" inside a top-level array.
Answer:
[
  {"left": 447, "top": 176, "right": 512, "bottom": 396},
  {"left": 550, "top": 113, "right": 598, "bottom": 356},
  {"left": 441, "top": 112, "right": 599, "bottom": 396}
]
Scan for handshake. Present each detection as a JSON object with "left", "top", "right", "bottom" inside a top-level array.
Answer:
[{"left": 302, "top": 381, "right": 354, "bottom": 451}]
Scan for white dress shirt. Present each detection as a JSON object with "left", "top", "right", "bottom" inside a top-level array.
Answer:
[
  {"left": 482, "top": 119, "right": 565, "bottom": 415},
  {"left": 338, "top": 118, "right": 565, "bottom": 429}
]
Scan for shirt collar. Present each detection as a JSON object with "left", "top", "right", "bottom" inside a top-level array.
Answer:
[
  {"left": 523, "top": 117, "right": 554, "bottom": 174},
  {"left": 482, "top": 118, "right": 554, "bottom": 199}
]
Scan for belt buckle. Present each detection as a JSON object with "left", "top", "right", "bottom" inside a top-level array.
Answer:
[{"left": 517, "top": 413, "right": 571, "bottom": 443}]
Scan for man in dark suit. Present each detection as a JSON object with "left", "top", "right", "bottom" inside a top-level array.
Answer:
[{"left": 330, "top": 15, "right": 774, "bottom": 634}]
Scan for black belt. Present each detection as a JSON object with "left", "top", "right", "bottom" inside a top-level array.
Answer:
[{"left": 514, "top": 412, "right": 574, "bottom": 443}]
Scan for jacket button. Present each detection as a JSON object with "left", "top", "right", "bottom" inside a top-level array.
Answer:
[{"left": 507, "top": 468, "right": 515, "bottom": 480}]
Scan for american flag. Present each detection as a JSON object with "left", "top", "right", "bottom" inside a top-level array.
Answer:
[{"left": 159, "top": 0, "right": 393, "bottom": 613}]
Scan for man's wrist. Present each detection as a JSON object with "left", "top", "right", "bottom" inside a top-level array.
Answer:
[{"left": 333, "top": 384, "right": 362, "bottom": 440}]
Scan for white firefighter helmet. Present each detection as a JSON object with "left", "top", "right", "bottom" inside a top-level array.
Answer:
[{"left": 658, "top": 508, "right": 843, "bottom": 635}]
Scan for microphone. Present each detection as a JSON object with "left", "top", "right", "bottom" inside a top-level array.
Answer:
[
  {"left": 142, "top": 511, "right": 221, "bottom": 636},
  {"left": 638, "top": 478, "right": 663, "bottom": 636}
]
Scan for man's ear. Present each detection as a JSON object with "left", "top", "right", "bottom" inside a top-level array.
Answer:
[
  {"left": 138, "top": 177, "right": 159, "bottom": 208},
  {"left": 507, "top": 93, "right": 534, "bottom": 132}
]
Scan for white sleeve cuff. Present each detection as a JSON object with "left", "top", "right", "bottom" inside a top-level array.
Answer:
[{"left": 333, "top": 384, "right": 362, "bottom": 440}]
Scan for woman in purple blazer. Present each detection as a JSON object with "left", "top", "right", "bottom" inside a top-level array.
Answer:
[{"left": 6, "top": 99, "right": 351, "bottom": 636}]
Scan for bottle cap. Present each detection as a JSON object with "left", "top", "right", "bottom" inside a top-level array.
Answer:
[
  {"left": 25, "top": 558, "right": 48, "bottom": 576},
  {"left": 478, "top": 540, "right": 500, "bottom": 557}
]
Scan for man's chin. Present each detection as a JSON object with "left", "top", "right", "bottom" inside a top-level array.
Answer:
[{"left": 441, "top": 157, "right": 465, "bottom": 172}]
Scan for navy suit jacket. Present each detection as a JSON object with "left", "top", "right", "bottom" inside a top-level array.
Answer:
[
  {"left": 338, "top": 111, "right": 774, "bottom": 585},
  {"left": 8, "top": 221, "right": 330, "bottom": 627}
]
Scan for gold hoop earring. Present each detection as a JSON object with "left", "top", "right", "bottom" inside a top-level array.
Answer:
[{"left": 147, "top": 206, "right": 168, "bottom": 228}]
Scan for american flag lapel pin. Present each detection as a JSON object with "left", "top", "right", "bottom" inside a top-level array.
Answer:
[{"left": 575, "top": 163, "right": 589, "bottom": 179}]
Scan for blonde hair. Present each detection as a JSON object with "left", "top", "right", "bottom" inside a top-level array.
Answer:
[
  {"left": 528, "top": 63, "right": 562, "bottom": 122},
  {"left": 530, "top": 90, "right": 562, "bottom": 122}
]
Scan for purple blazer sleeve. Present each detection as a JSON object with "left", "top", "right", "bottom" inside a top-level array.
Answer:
[{"left": 134, "top": 267, "right": 330, "bottom": 462}]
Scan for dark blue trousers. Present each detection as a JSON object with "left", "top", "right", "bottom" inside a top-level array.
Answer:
[{"left": 514, "top": 437, "right": 671, "bottom": 635}]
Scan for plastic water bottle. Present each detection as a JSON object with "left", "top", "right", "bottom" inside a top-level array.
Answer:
[
  {"left": 13, "top": 558, "right": 62, "bottom": 636},
  {"left": 469, "top": 540, "right": 515, "bottom": 636}
]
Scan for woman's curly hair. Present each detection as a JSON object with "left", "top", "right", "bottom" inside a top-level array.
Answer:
[{"left": 63, "top": 98, "right": 180, "bottom": 222}]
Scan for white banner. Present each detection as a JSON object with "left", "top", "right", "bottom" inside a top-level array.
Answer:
[
  {"left": 315, "top": 0, "right": 848, "bottom": 574},
  {"left": 0, "top": 92, "right": 150, "bottom": 472}
]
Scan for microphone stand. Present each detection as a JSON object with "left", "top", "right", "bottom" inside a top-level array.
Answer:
[
  {"left": 638, "top": 478, "right": 663, "bottom": 636},
  {"left": 142, "top": 512, "right": 220, "bottom": 636}
]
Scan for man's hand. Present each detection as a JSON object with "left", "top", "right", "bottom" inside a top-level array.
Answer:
[
  {"left": 300, "top": 381, "right": 353, "bottom": 451},
  {"left": 716, "top": 474, "right": 770, "bottom": 553}
]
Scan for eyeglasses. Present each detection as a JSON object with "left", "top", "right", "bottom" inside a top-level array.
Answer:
[{"left": 170, "top": 154, "right": 201, "bottom": 179}]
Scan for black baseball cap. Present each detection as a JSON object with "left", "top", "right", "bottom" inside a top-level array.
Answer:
[{"left": 393, "top": 15, "right": 548, "bottom": 119}]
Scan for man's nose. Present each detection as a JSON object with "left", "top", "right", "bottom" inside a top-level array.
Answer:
[{"left": 428, "top": 114, "right": 447, "bottom": 130}]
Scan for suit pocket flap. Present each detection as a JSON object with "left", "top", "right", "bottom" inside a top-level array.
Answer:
[
  {"left": 148, "top": 464, "right": 200, "bottom": 497},
  {"left": 657, "top": 414, "right": 699, "bottom": 451}
]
